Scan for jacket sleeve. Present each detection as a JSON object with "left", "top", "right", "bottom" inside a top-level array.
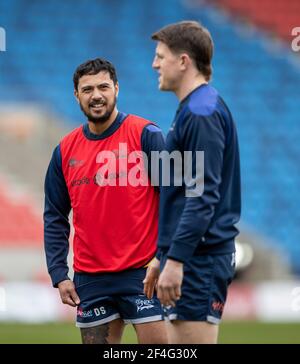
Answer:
[
  {"left": 141, "top": 124, "right": 165, "bottom": 260},
  {"left": 167, "top": 112, "right": 225, "bottom": 263},
  {"left": 44, "top": 145, "right": 72, "bottom": 287},
  {"left": 141, "top": 123, "right": 165, "bottom": 187}
]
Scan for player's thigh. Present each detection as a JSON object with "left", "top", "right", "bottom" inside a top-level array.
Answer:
[
  {"left": 161, "top": 253, "right": 235, "bottom": 324},
  {"left": 167, "top": 320, "right": 218, "bottom": 344},
  {"left": 117, "top": 294, "right": 167, "bottom": 344},
  {"left": 74, "top": 273, "right": 124, "bottom": 340},
  {"left": 133, "top": 320, "right": 168, "bottom": 344},
  {"left": 80, "top": 318, "right": 125, "bottom": 344}
]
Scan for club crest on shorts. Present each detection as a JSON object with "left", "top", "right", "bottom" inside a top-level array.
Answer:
[{"left": 135, "top": 298, "right": 154, "bottom": 312}]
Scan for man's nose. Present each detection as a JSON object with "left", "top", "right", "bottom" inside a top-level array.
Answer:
[
  {"left": 91, "top": 88, "right": 102, "bottom": 99},
  {"left": 152, "top": 57, "right": 159, "bottom": 69}
]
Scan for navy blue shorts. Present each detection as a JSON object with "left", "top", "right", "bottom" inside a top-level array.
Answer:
[
  {"left": 73, "top": 268, "right": 163, "bottom": 328},
  {"left": 160, "top": 252, "right": 235, "bottom": 324}
]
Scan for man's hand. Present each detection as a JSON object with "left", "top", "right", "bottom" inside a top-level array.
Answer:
[
  {"left": 157, "top": 259, "right": 183, "bottom": 307},
  {"left": 58, "top": 279, "right": 80, "bottom": 307},
  {"left": 143, "top": 258, "right": 160, "bottom": 299}
]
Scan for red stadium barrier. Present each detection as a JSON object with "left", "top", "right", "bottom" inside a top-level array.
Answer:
[{"left": 212, "top": 0, "right": 300, "bottom": 42}]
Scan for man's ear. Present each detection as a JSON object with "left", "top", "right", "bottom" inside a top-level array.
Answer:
[
  {"left": 115, "top": 82, "right": 119, "bottom": 98},
  {"left": 74, "top": 89, "right": 79, "bottom": 104},
  {"left": 180, "top": 53, "right": 191, "bottom": 71}
]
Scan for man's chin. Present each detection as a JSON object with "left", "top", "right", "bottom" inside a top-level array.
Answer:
[
  {"left": 89, "top": 117, "right": 108, "bottom": 124},
  {"left": 159, "top": 83, "right": 169, "bottom": 91},
  {"left": 88, "top": 111, "right": 112, "bottom": 124},
  {"left": 90, "top": 110, "right": 104, "bottom": 119},
  {"left": 79, "top": 98, "right": 116, "bottom": 124}
]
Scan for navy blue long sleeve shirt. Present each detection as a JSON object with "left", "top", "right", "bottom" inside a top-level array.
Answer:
[
  {"left": 158, "top": 84, "right": 241, "bottom": 263},
  {"left": 44, "top": 112, "right": 165, "bottom": 287}
]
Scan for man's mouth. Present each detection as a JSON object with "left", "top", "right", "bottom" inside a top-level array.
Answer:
[{"left": 90, "top": 101, "right": 106, "bottom": 110}]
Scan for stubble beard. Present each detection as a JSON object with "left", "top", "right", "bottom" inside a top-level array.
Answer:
[{"left": 80, "top": 95, "right": 117, "bottom": 124}]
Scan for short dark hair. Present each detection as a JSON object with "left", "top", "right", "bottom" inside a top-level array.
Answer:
[
  {"left": 73, "top": 58, "right": 118, "bottom": 90},
  {"left": 151, "top": 21, "right": 213, "bottom": 81}
]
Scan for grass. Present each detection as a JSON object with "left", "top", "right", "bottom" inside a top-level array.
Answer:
[
  {"left": 218, "top": 321, "right": 300, "bottom": 344},
  {"left": 0, "top": 321, "right": 300, "bottom": 344}
]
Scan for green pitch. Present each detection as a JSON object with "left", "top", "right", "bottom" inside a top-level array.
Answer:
[{"left": 0, "top": 321, "right": 300, "bottom": 344}]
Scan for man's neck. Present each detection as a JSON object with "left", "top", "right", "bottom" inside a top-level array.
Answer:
[
  {"left": 88, "top": 108, "right": 118, "bottom": 135},
  {"left": 175, "top": 74, "right": 208, "bottom": 102}
]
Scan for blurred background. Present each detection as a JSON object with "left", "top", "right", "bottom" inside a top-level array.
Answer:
[{"left": 0, "top": 0, "right": 300, "bottom": 343}]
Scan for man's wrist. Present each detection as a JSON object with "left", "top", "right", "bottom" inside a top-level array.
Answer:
[
  {"left": 57, "top": 279, "right": 71, "bottom": 288},
  {"left": 166, "top": 258, "right": 184, "bottom": 267}
]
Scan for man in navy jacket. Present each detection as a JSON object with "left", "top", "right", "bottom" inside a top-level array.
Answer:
[{"left": 144, "top": 21, "right": 241, "bottom": 344}]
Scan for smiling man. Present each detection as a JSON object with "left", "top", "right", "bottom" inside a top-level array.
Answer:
[{"left": 44, "top": 58, "right": 167, "bottom": 344}]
